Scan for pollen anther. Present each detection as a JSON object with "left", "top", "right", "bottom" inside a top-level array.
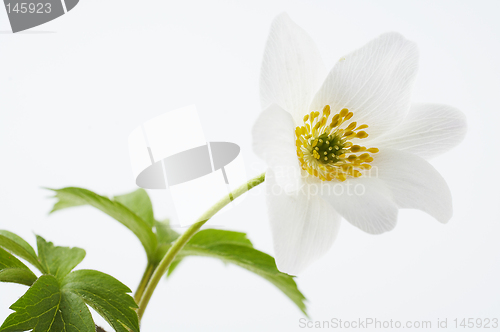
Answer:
[{"left": 295, "top": 106, "right": 378, "bottom": 182}]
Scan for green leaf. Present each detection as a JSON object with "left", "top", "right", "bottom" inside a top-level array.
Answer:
[
  {"left": 62, "top": 270, "right": 139, "bottom": 332},
  {"left": 36, "top": 236, "right": 85, "bottom": 281},
  {"left": 166, "top": 258, "right": 182, "bottom": 277},
  {"left": 189, "top": 229, "right": 253, "bottom": 247},
  {"left": 169, "top": 229, "right": 307, "bottom": 315},
  {"left": 0, "top": 274, "right": 95, "bottom": 332},
  {"left": 0, "top": 234, "right": 139, "bottom": 332},
  {"left": 166, "top": 229, "right": 252, "bottom": 276},
  {"left": 55, "top": 291, "right": 96, "bottom": 332},
  {"left": 114, "top": 188, "right": 155, "bottom": 227},
  {"left": 0, "top": 247, "right": 37, "bottom": 286},
  {"left": 0, "top": 230, "right": 44, "bottom": 272},
  {"left": 49, "top": 187, "right": 157, "bottom": 260},
  {"left": 1, "top": 270, "right": 139, "bottom": 332},
  {"left": 183, "top": 245, "right": 307, "bottom": 315},
  {"left": 155, "top": 220, "right": 180, "bottom": 245},
  {"left": 153, "top": 220, "right": 180, "bottom": 265}
]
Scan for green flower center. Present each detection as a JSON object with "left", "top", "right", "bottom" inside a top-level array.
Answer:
[{"left": 311, "top": 133, "right": 346, "bottom": 164}]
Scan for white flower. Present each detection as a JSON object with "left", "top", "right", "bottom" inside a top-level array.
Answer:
[{"left": 252, "top": 13, "right": 467, "bottom": 275}]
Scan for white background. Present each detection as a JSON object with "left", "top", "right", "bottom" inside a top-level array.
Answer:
[{"left": 1, "top": 0, "right": 499, "bottom": 331}]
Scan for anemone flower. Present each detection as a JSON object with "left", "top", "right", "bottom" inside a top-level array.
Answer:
[{"left": 252, "top": 13, "right": 467, "bottom": 275}]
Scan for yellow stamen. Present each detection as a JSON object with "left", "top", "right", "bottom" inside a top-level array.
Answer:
[
  {"left": 346, "top": 122, "right": 357, "bottom": 131},
  {"left": 294, "top": 106, "right": 377, "bottom": 182},
  {"left": 356, "top": 131, "right": 369, "bottom": 139},
  {"left": 322, "top": 105, "right": 331, "bottom": 118},
  {"left": 350, "top": 145, "right": 362, "bottom": 153}
]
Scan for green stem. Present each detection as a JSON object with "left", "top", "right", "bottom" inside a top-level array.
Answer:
[
  {"left": 134, "top": 262, "right": 155, "bottom": 303},
  {"left": 137, "top": 172, "right": 266, "bottom": 319}
]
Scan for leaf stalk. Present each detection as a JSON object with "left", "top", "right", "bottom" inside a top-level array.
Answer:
[{"left": 136, "top": 172, "right": 266, "bottom": 319}]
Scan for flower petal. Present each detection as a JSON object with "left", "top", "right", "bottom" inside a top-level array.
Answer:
[
  {"left": 373, "top": 148, "right": 453, "bottom": 223},
  {"left": 266, "top": 170, "right": 341, "bottom": 275},
  {"left": 252, "top": 104, "right": 302, "bottom": 193},
  {"left": 370, "top": 103, "right": 467, "bottom": 159},
  {"left": 318, "top": 176, "right": 399, "bottom": 234},
  {"left": 309, "top": 32, "right": 419, "bottom": 138},
  {"left": 260, "top": 13, "right": 326, "bottom": 122}
]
